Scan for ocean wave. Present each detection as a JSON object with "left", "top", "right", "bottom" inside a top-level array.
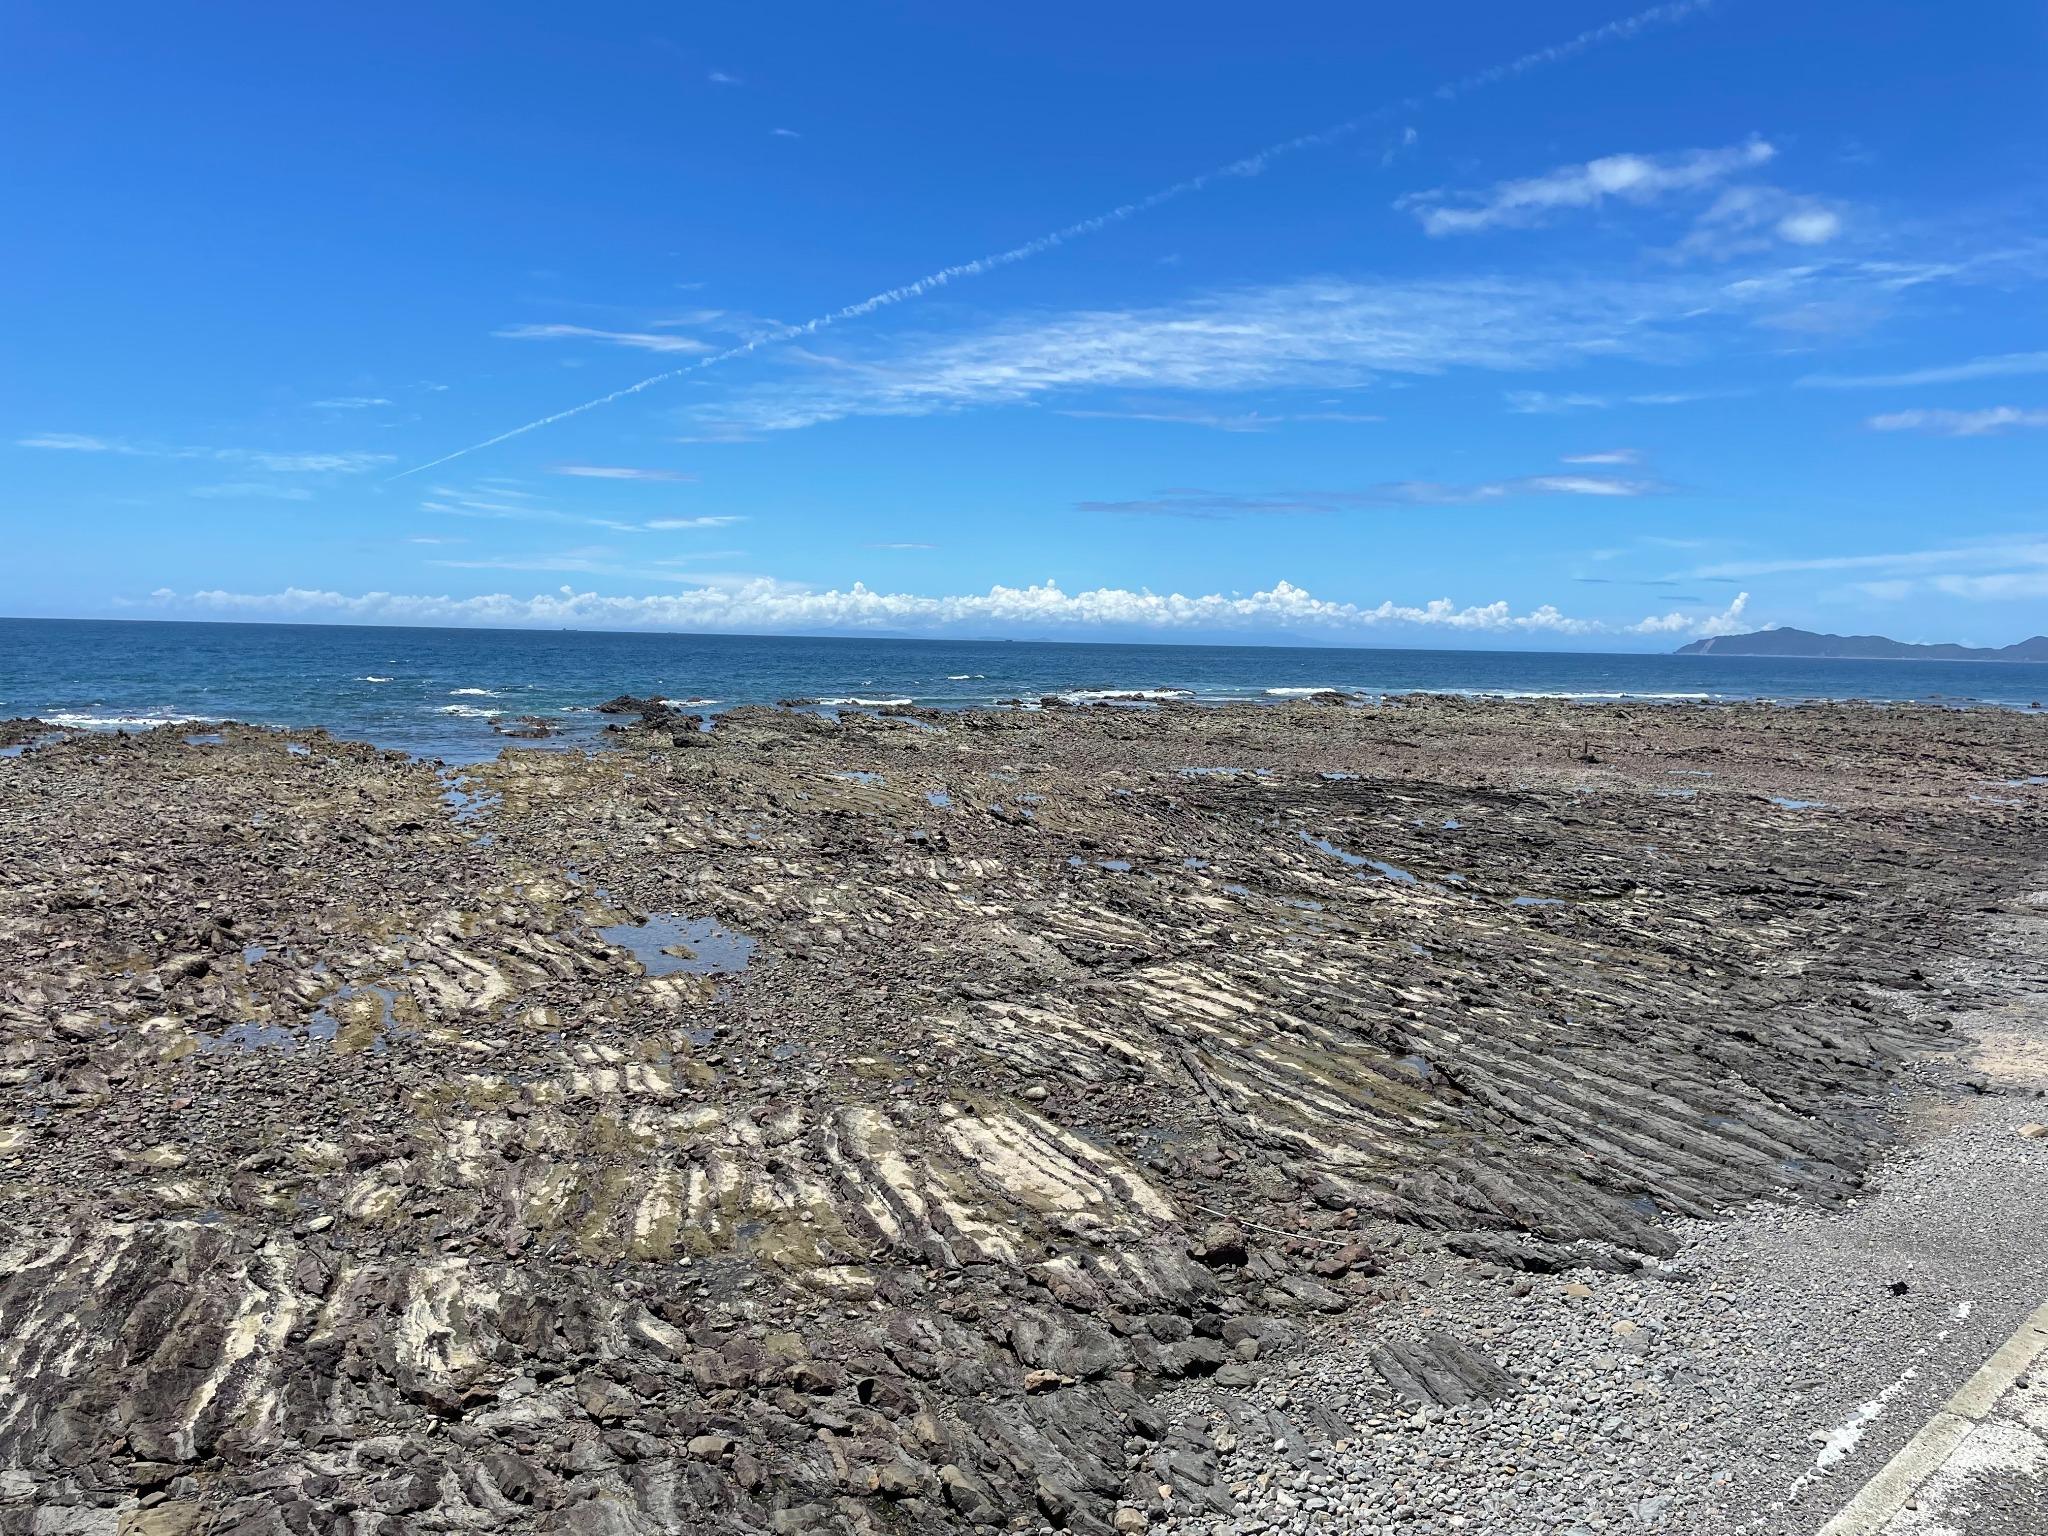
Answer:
[
  {"left": 816, "top": 696, "right": 913, "bottom": 707},
  {"left": 1451, "top": 688, "right": 1713, "bottom": 701},
  {"left": 1061, "top": 688, "right": 1193, "bottom": 702},
  {"left": 360, "top": 676, "right": 393, "bottom": 684},
  {"left": 435, "top": 704, "right": 502, "bottom": 718},
  {"left": 449, "top": 688, "right": 500, "bottom": 697},
  {"left": 42, "top": 712, "right": 201, "bottom": 730},
  {"left": 659, "top": 697, "right": 721, "bottom": 706},
  {"left": 946, "top": 673, "right": 985, "bottom": 681},
  {"left": 1263, "top": 686, "right": 1347, "bottom": 697}
]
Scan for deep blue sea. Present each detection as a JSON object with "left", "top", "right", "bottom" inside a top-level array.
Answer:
[{"left": 4, "top": 618, "right": 2046, "bottom": 763}]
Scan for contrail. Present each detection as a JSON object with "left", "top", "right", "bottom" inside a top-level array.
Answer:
[{"left": 391, "top": 0, "right": 1714, "bottom": 480}]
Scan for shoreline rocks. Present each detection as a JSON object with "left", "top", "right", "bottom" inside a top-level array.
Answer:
[{"left": 1, "top": 699, "right": 2042, "bottom": 1532}]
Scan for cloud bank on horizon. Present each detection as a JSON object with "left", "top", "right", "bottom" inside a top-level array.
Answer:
[
  {"left": 6, "top": 2, "right": 2046, "bottom": 649},
  {"left": 137, "top": 581, "right": 1754, "bottom": 643}
]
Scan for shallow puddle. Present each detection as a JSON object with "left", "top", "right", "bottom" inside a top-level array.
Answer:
[
  {"left": 1511, "top": 896, "right": 1566, "bottom": 908},
  {"left": 438, "top": 769, "right": 501, "bottom": 825},
  {"left": 1768, "top": 796, "right": 1828, "bottom": 810},
  {"left": 834, "top": 770, "right": 884, "bottom": 786},
  {"left": 1298, "top": 830, "right": 1417, "bottom": 883},
  {"left": 926, "top": 788, "right": 952, "bottom": 809},
  {"left": 203, "top": 983, "right": 408, "bottom": 1054},
  {"left": 601, "top": 913, "right": 757, "bottom": 977},
  {"left": 183, "top": 733, "right": 223, "bottom": 747}
]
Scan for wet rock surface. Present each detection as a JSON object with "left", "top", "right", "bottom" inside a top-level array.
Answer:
[{"left": 1, "top": 699, "right": 2042, "bottom": 1533}]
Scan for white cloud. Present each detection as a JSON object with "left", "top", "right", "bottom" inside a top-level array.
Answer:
[
  {"left": 1931, "top": 572, "right": 2048, "bottom": 600},
  {"left": 17, "top": 433, "right": 391, "bottom": 473},
  {"left": 1866, "top": 406, "right": 2048, "bottom": 437},
  {"left": 1400, "top": 138, "right": 1776, "bottom": 236},
  {"left": 549, "top": 464, "right": 698, "bottom": 481},
  {"left": 1058, "top": 405, "right": 1385, "bottom": 431},
  {"left": 771, "top": 127, "right": 800, "bottom": 139},
  {"left": 494, "top": 323, "right": 708, "bottom": 354},
  {"left": 1505, "top": 386, "right": 1736, "bottom": 413},
  {"left": 1079, "top": 474, "right": 1660, "bottom": 517},
  {"left": 1673, "top": 185, "right": 1845, "bottom": 260},
  {"left": 1799, "top": 351, "right": 2048, "bottom": 389},
  {"left": 189, "top": 482, "right": 315, "bottom": 501},
  {"left": 390, "top": 2, "right": 1718, "bottom": 478},
  {"left": 422, "top": 485, "right": 740, "bottom": 535},
  {"left": 1628, "top": 591, "right": 1749, "bottom": 635},
  {"left": 20, "top": 432, "right": 121, "bottom": 452},
  {"left": 708, "top": 70, "right": 742, "bottom": 85},
  {"left": 311, "top": 396, "right": 392, "bottom": 409},
  {"left": 676, "top": 273, "right": 1753, "bottom": 437},
  {"left": 1691, "top": 537, "right": 2048, "bottom": 582},
  {"left": 141, "top": 577, "right": 1749, "bottom": 641},
  {"left": 1561, "top": 448, "right": 1640, "bottom": 464},
  {"left": 1776, "top": 209, "right": 1842, "bottom": 246},
  {"left": 427, "top": 548, "right": 740, "bottom": 582},
  {"left": 242, "top": 451, "right": 394, "bottom": 473}
]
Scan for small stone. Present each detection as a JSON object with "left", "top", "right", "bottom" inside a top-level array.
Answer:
[{"left": 687, "top": 1434, "right": 730, "bottom": 1461}]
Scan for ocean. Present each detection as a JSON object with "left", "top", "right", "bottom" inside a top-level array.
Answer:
[{"left": 5, "top": 617, "right": 2046, "bottom": 763}]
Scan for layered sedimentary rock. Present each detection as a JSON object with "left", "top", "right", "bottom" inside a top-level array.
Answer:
[{"left": 1, "top": 697, "right": 2041, "bottom": 1533}]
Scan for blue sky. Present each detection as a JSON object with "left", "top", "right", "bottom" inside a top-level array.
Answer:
[{"left": 6, "top": 0, "right": 2046, "bottom": 648}]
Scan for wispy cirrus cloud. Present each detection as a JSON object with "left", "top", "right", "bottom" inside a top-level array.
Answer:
[
  {"left": 140, "top": 577, "right": 1752, "bottom": 642},
  {"left": 426, "top": 547, "right": 744, "bottom": 582},
  {"left": 1561, "top": 448, "right": 1640, "bottom": 464},
  {"left": 1505, "top": 386, "right": 1744, "bottom": 413},
  {"left": 189, "top": 482, "right": 316, "bottom": 502},
  {"left": 1865, "top": 406, "right": 2048, "bottom": 437},
  {"left": 549, "top": 464, "right": 698, "bottom": 482},
  {"left": 1078, "top": 472, "right": 1660, "bottom": 518},
  {"left": 392, "top": 1, "right": 1717, "bottom": 476},
  {"left": 422, "top": 485, "right": 743, "bottom": 534},
  {"left": 1689, "top": 537, "right": 2048, "bottom": 597},
  {"left": 1057, "top": 404, "right": 1384, "bottom": 432},
  {"left": 1400, "top": 137, "right": 1843, "bottom": 260},
  {"left": 18, "top": 433, "right": 392, "bottom": 473},
  {"left": 1798, "top": 350, "right": 2048, "bottom": 389},
  {"left": 673, "top": 273, "right": 1741, "bottom": 437},
  {"left": 494, "top": 323, "right": 708, "bottom": 354},
  {"left": 1399, "top": 137, "right": 1778, "bottom": 236},
  {"left": 310, "top": 396, "right": 392, "bottom": 410}
]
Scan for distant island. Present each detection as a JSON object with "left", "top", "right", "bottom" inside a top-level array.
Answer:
[{"left": 1677, "top": 627, "right": 2048, "bottom": 662}]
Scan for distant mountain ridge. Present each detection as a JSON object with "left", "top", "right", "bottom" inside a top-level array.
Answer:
[{"left": 1677, "top": 627, "right": 2048, "bottom": 662}]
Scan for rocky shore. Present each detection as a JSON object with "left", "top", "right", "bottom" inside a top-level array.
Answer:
[{"left": 1, "top": 695, "right": 2043, "bottom": 1535}]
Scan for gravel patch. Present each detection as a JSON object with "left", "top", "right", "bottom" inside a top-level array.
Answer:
[{"left": 1156, "top": 895, "right": 2048, "bottom": 1536}]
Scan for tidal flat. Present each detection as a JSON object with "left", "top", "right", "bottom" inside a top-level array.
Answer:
[{"left": 1, "top": 694, "right": 2042, "bottom": 1534}]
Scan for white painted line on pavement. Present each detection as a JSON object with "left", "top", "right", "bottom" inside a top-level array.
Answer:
[{"left": 1815, "top": 1296, "right": 2048, "bottom": 1535}]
